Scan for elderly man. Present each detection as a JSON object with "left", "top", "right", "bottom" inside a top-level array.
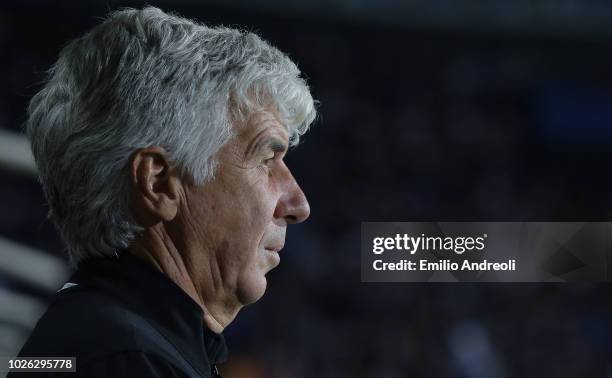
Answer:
[{"left": 11, "top": 6, "right": 315, "bottom": 378}]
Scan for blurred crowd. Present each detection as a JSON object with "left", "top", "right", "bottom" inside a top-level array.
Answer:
[{"left": 2, "top": 2, "right": 612, "bottom": 377}]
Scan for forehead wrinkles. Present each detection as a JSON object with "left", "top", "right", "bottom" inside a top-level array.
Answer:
[
  {"left": 241, "top": 110, "right": 288, "bottom": 143},
  {"left": 241, "top": 110, "right": 288, "bottom": 138}
]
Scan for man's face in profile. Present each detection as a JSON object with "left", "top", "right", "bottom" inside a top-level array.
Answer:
[{"left": 176, "top": 109, "right": 310, "bottom": 305}]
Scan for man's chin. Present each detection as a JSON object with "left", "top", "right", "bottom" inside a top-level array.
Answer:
[{"left": 237, "top": 276, "right": 268, "bottom": 305}]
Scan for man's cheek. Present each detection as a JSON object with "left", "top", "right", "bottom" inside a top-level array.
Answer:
[{"left": 246, "top": 173, "right": 278, "bottom": 214}]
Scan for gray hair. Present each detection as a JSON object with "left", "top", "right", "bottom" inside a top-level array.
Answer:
[{"left": 26, "top": 6, "right": 316, "bottom": 267}]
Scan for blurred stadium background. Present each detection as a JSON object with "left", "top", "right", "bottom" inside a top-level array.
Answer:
[{"left": 2, "top": 0, "right": 612, "bottom": 377}]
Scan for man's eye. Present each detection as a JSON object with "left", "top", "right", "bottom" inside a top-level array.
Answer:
[
  {"left": 262, "top": 153, "right": 276, "bottom": 165},
  {"left": 257, "top": 155, "right": 275, "bottom": 174}
]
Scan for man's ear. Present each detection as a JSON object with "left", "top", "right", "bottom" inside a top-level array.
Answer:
[{"left": 130, "top": 146, "right": 182, "bottom": 226}]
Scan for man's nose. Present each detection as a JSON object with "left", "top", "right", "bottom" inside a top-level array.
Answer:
[{"left": 274, "top": 174, "right": 310, "bottom": 225}]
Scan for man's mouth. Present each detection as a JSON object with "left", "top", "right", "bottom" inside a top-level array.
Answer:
[{"left": 264, "top": 244, "right": 284, "bottom": 253}]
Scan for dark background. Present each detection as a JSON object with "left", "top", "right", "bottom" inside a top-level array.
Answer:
[{"left": 2, "top": 1, "right": 612, "bottom": 377}]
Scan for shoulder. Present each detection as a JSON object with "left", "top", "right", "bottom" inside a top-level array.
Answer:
[
  {"left": 17, "top": 284, "right": 208, "bottom": 377},
  {"left": 18, "top": 285, "right": 168, "bottom": 363}
]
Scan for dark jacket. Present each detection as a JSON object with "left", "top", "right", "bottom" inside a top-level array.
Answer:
[{"left": 9, "top": 253, "right": 228, "bottom": 377}]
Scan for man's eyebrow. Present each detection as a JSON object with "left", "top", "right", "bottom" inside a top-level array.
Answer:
[
  {"left": 244, "top": 136, "right": 288, "bottom": 160},
  {"left": 268, "top": 138, "right": 288, "bottom": 154}
]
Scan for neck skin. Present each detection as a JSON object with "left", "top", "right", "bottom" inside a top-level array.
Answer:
[{"left": 128, "top": 224, "right": 240, "bottom": 334}]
